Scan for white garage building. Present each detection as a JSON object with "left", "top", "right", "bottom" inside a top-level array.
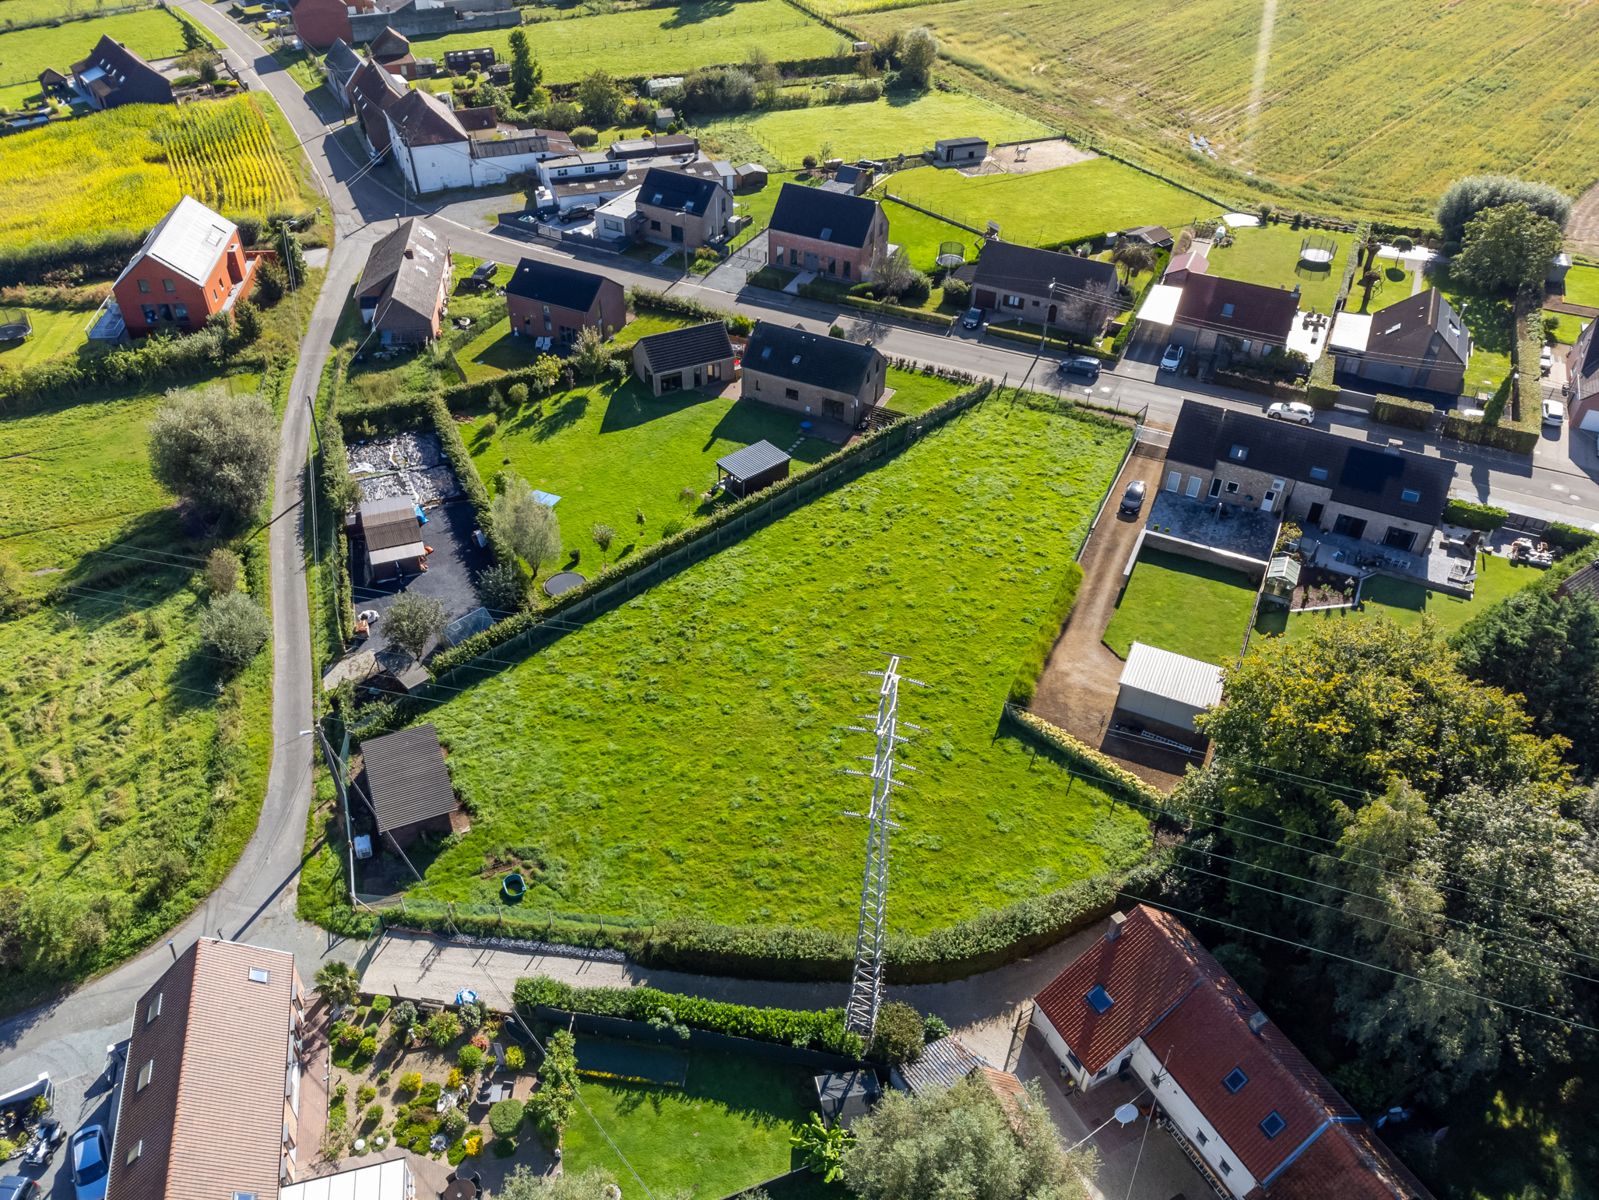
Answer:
[{"left": 1114, "top": 641, "right": 1224, "bottom": 734}]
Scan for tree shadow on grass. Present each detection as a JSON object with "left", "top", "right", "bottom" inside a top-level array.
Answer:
[
  {"left": 705, "top": 402, "right": 832, "bottom": 464},
  {"left": 660, "top": 0, "right": 735, "bottom": 28},
  {"left": 529, "top": 388, "right": 592, "bottom": 443},
  {"left": 598, "top": 378, "right": 712, "bottom": 434},
  {"left": 54, "top": 509, "right": 197, "bottom": 631}
]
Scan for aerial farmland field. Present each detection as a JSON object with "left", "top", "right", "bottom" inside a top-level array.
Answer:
[{"left": 844, "top": 0, "right": 1599, "bottom": 222}]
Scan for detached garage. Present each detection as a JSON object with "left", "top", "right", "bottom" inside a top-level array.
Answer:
[{"left": 1114, "top": 642, "right": 1224, "bottom": 735}]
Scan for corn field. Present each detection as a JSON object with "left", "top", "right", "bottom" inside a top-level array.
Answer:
[{"left": 153, "top": 96, "right": 299, "bottom": 216}]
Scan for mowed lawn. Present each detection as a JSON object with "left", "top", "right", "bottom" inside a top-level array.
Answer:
[
  {"left": 697, "top": 92, "right": 1049, "bottom": 166},
  {"left": 1102, "top": 549, "right": 1258, "bottom": 666},
  {"left": 883, "top": 197, "right": 984, "bottom": 272},
  {"left": 410, "top": 398, "right": 1150, "bottom": 932},
  {"left": 888, "top": 158, "right": 1210, "bottom": 250},
  {"left": 0, "top": 304, "right": 91, "bottom": 370},
  {"left": 565, "top": 1047, "right": 808, "bottom": 1197},
  {"left": 463, "top": 368, "right": 957, "bottom": 569},
  {"left": 0, "top": 7, "right": 210, "bottom": 106},
  {"left": 1204, "top": 224, "right": 1358, "bottom": 314},
  {"left": 1561, "top": 263, "right": 1599, "bottom": 309},
  {"left": 409, "top": 0, "right": 840, "bottom": 83}
]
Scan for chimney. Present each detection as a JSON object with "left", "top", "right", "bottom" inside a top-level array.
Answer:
[
  {"left": 1105, "top": 911, "right": 1128, "bottom": 943},
  {"left": 1248, "top": 1010, "right": 1269, "bottom": 1034},
  {"left": 404, "top": 248, "right": 414, "bottom": 259}
]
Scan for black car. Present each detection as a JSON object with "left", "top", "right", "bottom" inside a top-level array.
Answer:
[
  {"left": 1058, "top": 355, "right": 1101, "bottom": 382},
  {"left": 1117, "top": 479, "right": 1147, "bottom": 517}
]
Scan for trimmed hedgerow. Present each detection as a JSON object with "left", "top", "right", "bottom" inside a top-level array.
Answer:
[{"left": 1007, "top": 561, "right": 1081, "bottom": 704}]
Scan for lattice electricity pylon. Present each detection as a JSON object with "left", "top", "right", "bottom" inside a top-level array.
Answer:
[{"left": 840, "top": 655, "right": 923, "bottom": 1042}]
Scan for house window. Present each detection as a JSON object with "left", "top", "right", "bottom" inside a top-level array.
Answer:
[
  {"left": 142, "top": 305, "right": 157, "bottom": 323},
  {"left": 137, "top": 1059, "right": 154, "bottom": 1091},
  {"left": 1225, "top": 481, "right": 1239, "bottom": 494},
  {"left": 163, "top": 278, "right": 176, "bottom": 293},
  {"left": 842, "top": 260, "right": 850, "bottom": 280},
  {"left": 1208, "top": 478, "right": 1222, "bottom": 498},
  {"left": 249, "top": 966, "right": 271, "bottom": 984},
  {"left": 1196, "top": 1129, "right": 1208, "bottom": 1146},
  {"left": 146, "top": 993, "right": 162, "bottom": 1024},
  {"left": 1165, "top": 470, "right": 1181, "bottom": 492},
  {"left": 583, "top": 165, "right": 594, "bottom": 174},
  {"left": 173, "top": 304, "right": 188, "bottom": 322},
  {"left": 1220, "top": 1159, "right": 1232, "bottom": 1176},
  {"left": 1221, "top": 302, "right": 1236, "bottom": 319},
  {"left": 126, "top": 1139, "right": 144, "bottom": 1165},
  {"left": 1084, "top": 985, "right": 1114, "bottom": 1014},
  {"left": 1223, "top": 1067, "right": 1249, "bottom": 1093},
  {"left": 1400, "top": 487, "right": 1421, "bottom": 503},
  {"left": 1260, "top": 1111, "right": 1287, "bottom": 1139},
  {"left": 1002, "top": 293, "right": 1023, "bottom": 310},
  {"left": 1228, "top": 444, "right": 1248, "bottom": 462},
  {"left": 138, "top": 278, "right": 150, "bottom": 293},
  {"left": 1309, "top": 466, "right": 1329, "bottom": 482},
  {"left": 784, "top": 387, "right": 799, "bottom": 401},
  {"left": 1185, "top": 475, "right": 1202, "bottom": 498},
  {"left": 650, "top": 220, "right": 661, "bottom": 231}
]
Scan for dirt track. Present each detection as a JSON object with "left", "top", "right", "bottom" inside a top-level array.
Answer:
[{"left": 1565, "top": 181, "right": 1599, "bottom": 258}]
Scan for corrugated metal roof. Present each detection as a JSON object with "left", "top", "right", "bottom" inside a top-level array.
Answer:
[
  {"left": 898, "top": 1036, "right": 987, "bottom": 1093},
  {"left": 716, "top": 439, "right": 789, "bottom": 481},
  {"left": 359, "top": 724, "right": 457, "bottom": 834},
  {"left": 1119, "top": 642, "right": 1224, "bottom": 710},
  {"left": 360, "top": 496, "right": 422, "bottom": 554}
]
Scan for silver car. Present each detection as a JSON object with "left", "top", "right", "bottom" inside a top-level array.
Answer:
[{"left": 1266, "top": 401, "right": 1315, "bottom": 425}]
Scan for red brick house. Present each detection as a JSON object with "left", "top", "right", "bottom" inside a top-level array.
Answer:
[
  {"left": 505, "top": 257, "right": 626, "bottom": 350},
  {"left": 288, "top": 0, "right": 375, "bottom": 51},
  {"left": 766, "top": 183, "right": 888, "bottom": 284},
  {"left": 112, "top": 196, "right": 259, "bottom": 338}
]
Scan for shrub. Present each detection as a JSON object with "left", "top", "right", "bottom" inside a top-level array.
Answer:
[
  {"left": 393, "top": 1000, "right": 418, "bottom": 1031},
  {"left": 477, "top": 560, "right": 528, "bottom": 618},
  {"left": 203, "top": 547, "right": 242, "bottom": 596},
  {"left": 923, "top": 1013, "right": 950, "bottom": 1042},
  {"left": 1372, "top": 393, "right": 1436, "bottom": 430},
  {"left": 1443, "top": 499, "right": 1508, "bottom": 531},
  {"left": 427, "top": 1010, "right": 463, "bottom": 1047},
  {"left": 488, "top": 1098, "right": 525, "bottom": 1139},
  {"left": 869, "top": 1000, "right": 926, "bottom": 1065},
  {"left": 507, "top": 382, "right": 529, "bottom": 409},
  {"left": 398, "top": 1072, "right": 424, "bottom": 1096},
  {"left": 371, "top": 994, "right": 391, "bottom": 1015},
  {"left": 148, "top": 385, "right": 275, "bottom": 528},
  {"left": 357, "top": 1035, "right": 378, "bottom": 1061},
  {"left": 505, "top": 1045, "right": 526, "bottom": 1071},
  {"left": 418, "top": 1082, "right": 443, "bottom": 1106},
  {"left": 357, "top": 1084, "right": 377, "bottom": 1106},
  {"left": 898, "top": 270, "right": 932, "bottom": 305},
  {"left": 570, "top": 125, "right": 599, "bottom": 147},
  {"left": 441, "top": 1107, "right": 468, "bottom": 1139},
  {"left": 460, "top": 1001, "right": 485, "bottom": 1030},
  {"left": 363, "top": 1103, "right": 384, "bottom": 1128},
  {"left": 458, "top": 1044, "right": 487, "bottom": 1073},
  {"left": 942, "top": 276, "right": 970, "bottom": 306},
  {"left": 385, "top": 591, "right": 447, "bottom": 662},
  {"left": 199, "top": 592, "right": 270, "bottom": 671}
]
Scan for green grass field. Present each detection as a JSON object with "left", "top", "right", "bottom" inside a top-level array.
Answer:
[
  {"left": 1561, "top": 263, "right": 1599, "bottom": 309},
  {"left": 409, "top": 0, "right": 841, "bottom": 84},
  {"left": 462, "top": 366, "right": 957, "bottom": 569},
  {"left": 1204, "top": 224, "right": 1357, "bottom": 314},
  {"left": 696, "top": 91, "right": 1049, "bottom": 167},
  {"left": 887, "top": 158, "right": 1211, "bottom": 250},
  {"left": 403, "top": 397, "right": 1149, "bottom": 932},
  {"left": 882, "top": 197, "right": 983, "bottom": 273},
  {"left": 845, "top": 0, "right": 1599, "bottom": 223},
  {"left": 0, "top": 387, "right": 272, "bottom": 1012},
  {"left": 1545, "top": 311, "right": 1588, "bottom": 346},
  {"left": 1102, "top": 549, "right": 1258, "bottom": 666},
  {"left": 565, "top": 1046, "right": 809, "bottom": 1197},
  {"left": 1352, "top": 264, "right": 1415, "bottom": 314},
  {"left": 0, "top": 0, "right": 139, "bottom": 29},
  {"left": 0, "top": 7, "right": 211, "bottom": 106},
  {"left": 0, "top": 304, "right": 91, "bottom": 370}
]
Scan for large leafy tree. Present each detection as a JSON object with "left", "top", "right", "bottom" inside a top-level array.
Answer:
[
  {"left": 491, "top": 472, "right": 562, "bottom": 573},
  {"left": 1436, "top": 174, "right": 1572, "bottom": 242},
  {"left": 148, "top": 386, "right": 275, "bottom": 529},
  {"left": 1452, "top": 202, "right": 1564, "bottom": 297}
]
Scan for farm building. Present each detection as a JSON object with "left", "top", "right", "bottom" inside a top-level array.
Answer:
[
  {"left": 111, "top": 196, "right": 260, "bottom": 338},
  {"left": 933, "top": 136, "right": 988, "bottom": 165},
  {"left": 356, "top": 218, "right": 451, "bottom": 344},
  {"left": 357, "top": 724, "right": 466, "bottom": 846},
  {"left": 766, "top": 184, "right": 888, "bottom": 284},
  {"left": 68, "top": 36, "right": 173, "bottom": 110},
  {"left": 716, "top": 440, "right": 790, "bottom": 499},
  {"left": 505, "top": 258, "right": 626, "bottom": 348},
  {"left": 634, "top": 167, "right": 732, "bottom": 250},
  {"left": 369, "top": 26, "right": 426, "bottom": 78},
  {"left": 383, "top": 83, "right": 566, "bottom": 193},
  {"left": 1328, "top": 287, "right": 1471, "bottom": 397},
  {"left": 631, "top": 321, "right": 736, "bottom": 396},
  {"left": 356, "top": 495, "right": 427, "bottom": 580},
  {"left": 442, "top": 46, "right": 496, "bottom": 72},
  {"left": 1114, "top": 641, "right": 1224, "bottom": 736},
  {"left": 611, "top": 134, "right": 698, "bottom": 159},
  {"left": 742, "top": 321, "right": 885, "bottom": 425},
  {"left": 970, "top": 240, "right": 1120, "bottom": 341}
]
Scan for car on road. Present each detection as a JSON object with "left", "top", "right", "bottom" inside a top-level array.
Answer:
[
  {"left": 961, "top": 307, "right": 983, "bottom": 330},
  {"left": 1266, "top": 400, "right": 1316, "bottom": 425},
  {"left": 1542, "top": 396, "right": 1565, "bottom": 425},
  {"left": 0, "top": 1176, "right": 38, "bottom": 1200},
  {"left": 1159, "top": 343, "right": 1185, "bottom": 372},
  {"left": 1057, "top": 355, "right": 1101, "bottom": 382},
  {"left": 70, "top": 1126, "right": 108, "bottom": 1200},
  {"left": 1117, "top": 479, "right": 1147, "bottom": 517}
]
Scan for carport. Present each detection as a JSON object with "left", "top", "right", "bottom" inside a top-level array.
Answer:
[{"left": 716, "top": 440, "right": 790, "bottom": 498}]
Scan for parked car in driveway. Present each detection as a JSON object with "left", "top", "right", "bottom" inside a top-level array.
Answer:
[
  {"left": 1117, "top": 479, "right": 1147, "bottom": 517},
  {"left": 1058, "top": 355, "right": 1101, "bottom": 382},
  {"left": 1266, "top": 400, "right": 1316, "bottom": 425},
  {"left": 961, "top": 307, "right": 983, "bottom": 330},
  {"left": 1542, "top": 396, "right": 1565, "bottom": 425},
  {"left": 1159, "top": 343, "right": 1185, "bottom": 372},
  {"left": 0, "top": 1176, "right": 38, "bottom": 1200},
  {"left": 70, "top": 1126, "right": 108, "bottom": 1200}
]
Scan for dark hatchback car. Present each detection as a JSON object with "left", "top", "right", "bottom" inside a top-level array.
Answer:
[
  {"left": 1117, "top": 479, "right": 1147, "bottom": 517},
  {"left": 1058, "top": 355, "right": 1101, "bottom": 382}
]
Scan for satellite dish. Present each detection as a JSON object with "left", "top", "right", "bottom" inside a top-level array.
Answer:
[{"left": 1114, "top": 1102, "right": 1141, "bottom": 1126}]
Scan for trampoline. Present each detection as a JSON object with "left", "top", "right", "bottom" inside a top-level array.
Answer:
[
  {"left": 1299, "top": 234, "right": 1338, "bottom": 266},
  {"left": 542, "top": 571, "right": 585, "bottom": 597},
  {"left": 0, "top": 310, "right": 31, "bottom": 343},
  {"left": 935, "top": 240, "right": 967, "bottom": 269}
]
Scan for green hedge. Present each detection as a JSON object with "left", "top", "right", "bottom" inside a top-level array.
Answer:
[
  {"left": 1372, "top": 393, "right": 1436, "bottom": 430},
  {"left": 1008, "top": 561, "right": 1081, "bottom": 704},
  {"left": 1441, "top": 409, "right": 1539, "bottom": 454},
  {"left": 1304, "top": 355, "right": 1339, "bottom": 409},
  {"left": 1545, "top": 522, "right": 1599, "bottom": 552},
  {"left": 1003, "top": 705, "right": 1166, "bottom": 808},
  {"left": 1210, "top": 369, "right": 1305, "bottom": 401},
  {"left": 987, "top": 323, "right": 1112, "bottom": 359},
  {"left": 0, "top": 322, "right": 241, "bottom": 414},
  {"left": 0, "top": 229, "right": 147, "bottom": 287},
  {"left": 840, "top": 294, "right": 954, "bottom": 328},
  {"left": 1443, "top": 498, "right": 1508, "bottom": 531},
  {"left": 628, "top": 287, "right": 753, "bottom": 335},
  {"left": 513, "top": 977, "right": 862, "bottom": 1058}
]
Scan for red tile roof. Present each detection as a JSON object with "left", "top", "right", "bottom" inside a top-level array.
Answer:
[{"left": 1034, "top": 906, "right": 1431, "bottom": 1199}]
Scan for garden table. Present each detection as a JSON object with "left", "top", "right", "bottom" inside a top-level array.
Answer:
[{"left": 440, "top": 1179, "right": 476, "bottom": 1200}]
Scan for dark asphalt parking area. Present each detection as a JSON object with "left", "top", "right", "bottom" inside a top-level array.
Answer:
[{"left": 350, "top": 498, "right": 490, "bottom": 659}]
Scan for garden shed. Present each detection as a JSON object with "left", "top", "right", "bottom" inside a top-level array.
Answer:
[
  {"left": 1264, "top": 553, "right": 1302, "bottom": 598},
  {"left": 815, "top": 1069, "right": 880, "bottom": 1129},
  {"left": 716, "top": 440, "right": 790, "bottom": 498},
  {"left": 1114, "top": 641, "right": 1224, "bottom": 734},
  {"left": 933, "top": 136, "right": 988, "bottom": 165},
  {"left": 357, "top": 495, "right": 427, "bottom": 580},
  {"left": 357, "top": 723, "right": 465, "bottom": 846}
]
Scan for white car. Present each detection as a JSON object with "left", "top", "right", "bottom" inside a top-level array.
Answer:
[
  {"left": 1266, "top": 401, "right": 1315, "bottom": 425},
  {"left": 1540, "top": 344, "right": 1554, "bottom": 376},
  {"left": 1159, "top": 343, "right": 1186, "bottom": 372},
  {"left": 1542, "top": 396, "right": 1565, "bottom": 426}
]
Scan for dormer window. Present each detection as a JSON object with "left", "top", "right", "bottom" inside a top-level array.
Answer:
[
  {"left": 146, "top": 993, "right": 162, "bottom": 1024},
  {"left": 1223, "top": 1067, "right": 1248, "bottom": 1093},
  {"left": 1084, "top": 985, "right": 1114, "bottom": 1014},
  {"left": 1228, "top": 444, "right": 1248, "bottom": 462}
]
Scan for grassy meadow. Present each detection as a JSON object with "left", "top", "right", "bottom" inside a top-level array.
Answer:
[
  {"left": 0, "top": 6, "right": 210, "bottom": 106},
  {"left": 696, "top": 91, "right": 1050, "bottom": 166},
  {"left": 0, "top": 94, "right": 313, "bottom": 251},
  {"left": 846, "top": 0, "right": 1599, "bottom": 222},
  {"left": 401, "top": 397, "right": 1150, "bottom": 933},
  {"left": 410, "top": 0, "right": 842, "bottom": 84}
]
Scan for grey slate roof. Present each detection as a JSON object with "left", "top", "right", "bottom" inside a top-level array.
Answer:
[
  {"left": 1363, "top": 287, "right": 1471, "bottom": 367},
  {"left": 1559, "top": 559, "right": 1599, "bottom": 602},
  {"left": 359, "top": 724, "right": 457, "bottom": 834},
  {"left": 387, "top": 87, "right": 467, "bottom": 147},
  {"left": 1166, "top": 400, "right": 1453, "bottom": 524},
  {"left": 325, "top": 38, "right": 361, "bottom": 88},
  {"left": 505, "top": 257, "right": 613, "bottom": 311},
  {"left": 744, "top": 321, "right": 882, "bottom": 394},
  {"left": 635, "top": 320, "right": 733, "bottom": 374},
  {"left": 897, "top": 1036, "right": 988, "bottom": 1094},
  {"left": 716, "top": 440, "right": 789, "bottom": 481},
  {"left": 356, "top": 218, "right": 448, "bottom": 325},
  {"left": 768, "top": 183, "right": 880, "bottom": 248},
  {"left": 972, "top": 240, "right": 1118, "bottom": 297},
  {"left": 635, "top": 166, "right": 724, "bottom": 215}
]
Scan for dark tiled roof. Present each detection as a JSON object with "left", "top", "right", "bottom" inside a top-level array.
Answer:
[
  {"left": 505, "top": 257, "right": 614, "bottom": 312},
  {"left": 1165, "top": 401, "right": 1452, "bottom": 524},
  {"left": 359, "top": 724, "right": 457, "bottom": 834},
  {"left": 634, "top": 320, "right": 734, "bottom": 373},
  {"left": 359, "top": 494, "right": 422, "bottom": 551},
  {"left": 716, "top": 439, "right": 789, "bottom": 481},
  {"left": 1567, "top": 314, "right": 1599, "bottom": 405},
  {"left": 1174, "top": 274, "right": 1299, "bottom": 343},
  {"left": 936, "top": 136, "right": 987, "bottom": 148},
  {"left": 356, "top": 219, "right": 448, "bottom": 324},
  {"left": 636, "top": 166, "right": 724, "bottom": 215},
  {"left": 387, "top": 87, "right": 465, "bottom": 147},
  {"left": 325, "top": 37, "right": 361, "bottom": 81},
  {"left": 768, "top": 182, "right": 880, "bottom": 248},
  {"left": 744, "top": 321, "right": 882, "bottom": 393},
  {"left": 972, "top": 240, "right": 1117, "bottom": 297},
  {"left": 369, "top": 25, "right": 410, "bottom": 61},
  {"left": 71, "top": 35, "right": 172, "bottom": 103},
  {"left": 1558, "top": 559, "right": 1599, "bottom": 602},
  {"left": 455, "top": 105, "right": 497, "bottom": 132},
  {"left": 1364, "top": 287, "right": 1470, "bottom": 367}
]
